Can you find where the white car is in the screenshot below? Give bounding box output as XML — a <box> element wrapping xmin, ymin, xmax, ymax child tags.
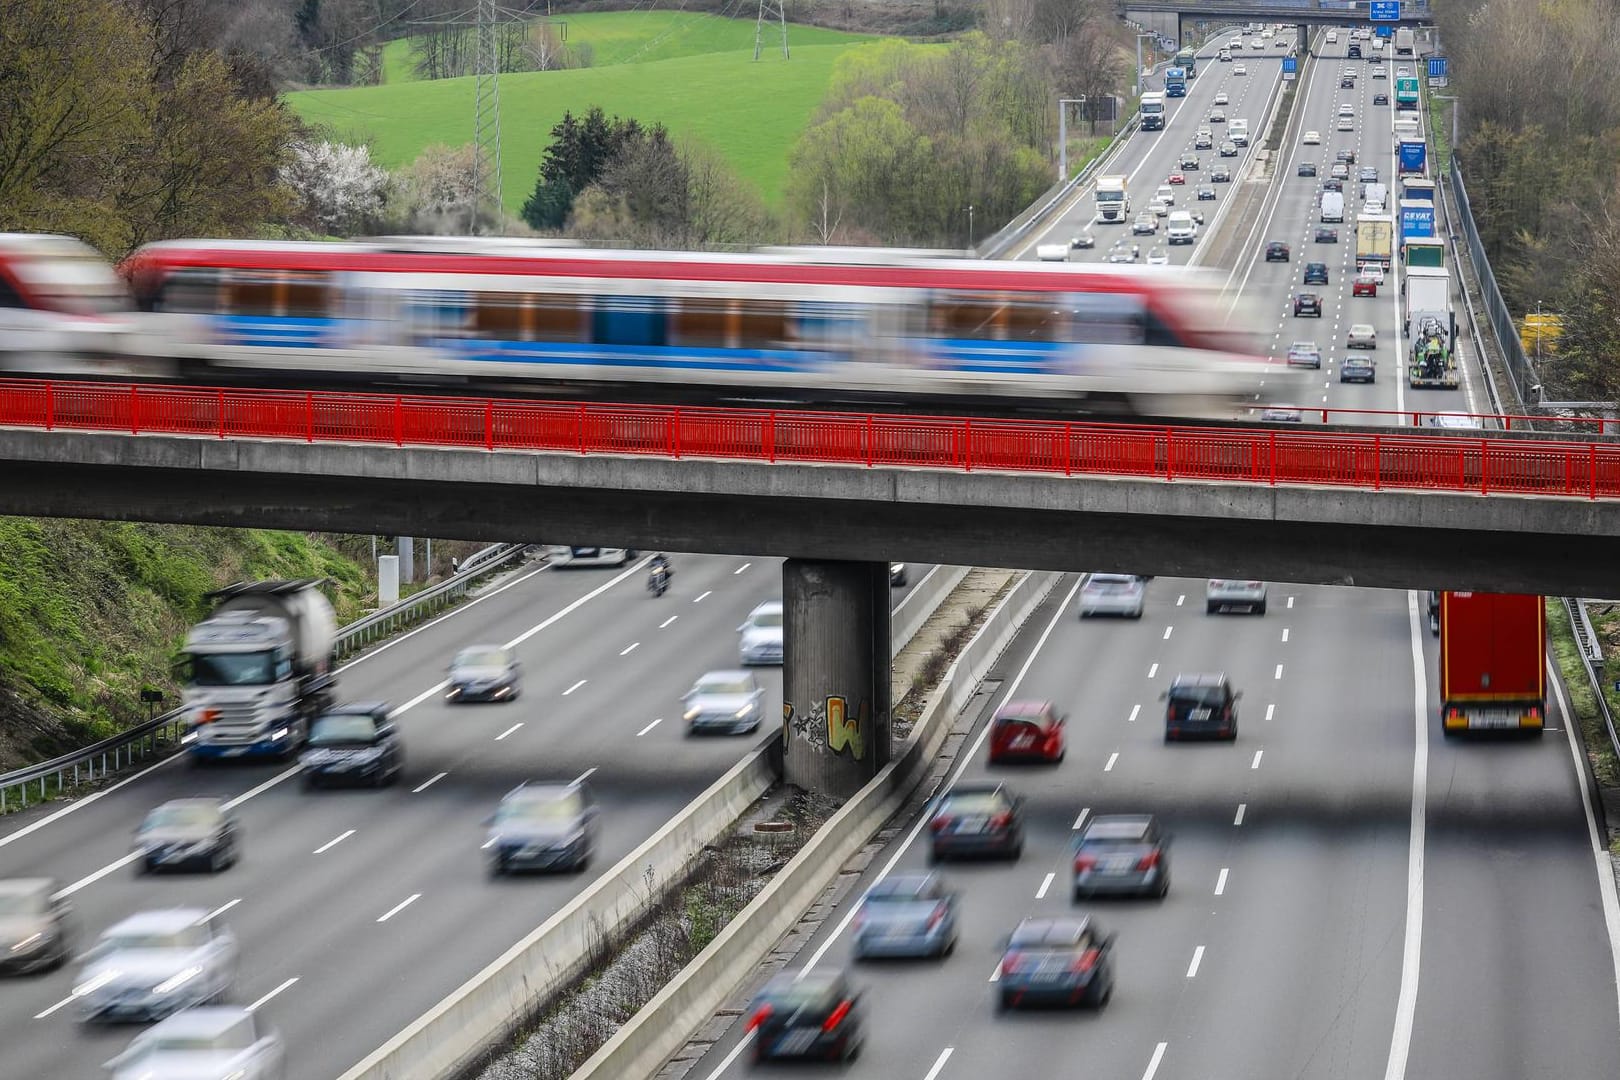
<box><xmin>1338</xmin><ymin>103</ymin><xmax>1355</xmax><ymax>117</ymax></box>
<box><xmin>1234</xmin><ymin>64</ymin><xmax>1248</xmax><ymax>75</ymax></box>
<box><xmin>682</xmin><ymin>670</ymin><xmax>765</xmax><ymax>735</ymax></box>
<box><xmin>1150</xmin><ymin>199</ymin><xmax>1170</xmax><ymax>218</ymax></box>
<box><xmin>1327</xmin><ymin>30</ymin><xmax>1338</xmax><ymax>43</ymax></box>
<box><xmin>1337</xmin><ymin>116</ymin><xmax>1355</xmax><ymax>131</ymax></box>
<box><xmin>74</xmin><ymin>909</ymin><xmax>238</xmax><ymax>1023</ymax></box>
<box><xmin>1303</xmin><ymin>130</ymin><xmax>1321</xmax><ymax>145</ymax></box>
<box><xmin>737</xmin><ymin>600</ymin><xmax>783</xmax><ymax>665</ymax></box>
<box><xmin>1206</xmin><ymin>579</ymin><xmax>1268</xmax><ymax>615</ymax></box>
<box><xmin>1427</xmin><ymin>411</ymin><xmax>1484</xmax><ymax>430</ymax></box>
<box><xmin>1373</xmin><ymin>66</ymin><xmax>1387</xmax><ymax>78</ymax></box>
<box><xmin>1208</xmin><ymin>110</ymin><xmax>1226</xmax><ymax>124</ymax></box>
<box><xmin>1155</xmin><ymin>184</ymin><xmax>1176</xmax><ymax>205</ymax></box>
<box><xmin>105</xmin><ymin>1007</ymin><xmax>285</xmax><ymax>1080</ymax></box>
<box><xmin>1214</xmin><ymin>91</ymin><xmax>1229</xmax><ymax>105</ymax></box>
<box><xmin>1079</xmin><ymin>574</ymin><xmax>1145</xmax><ymax>619</ymax></box>
<box><xmin>1146</xmin><ymin>247</ymin><xmax>1170</xmax><ymax>266</ymax></box>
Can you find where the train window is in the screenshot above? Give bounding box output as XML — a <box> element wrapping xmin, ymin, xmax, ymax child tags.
<box><xmin>736</xmin><ymin>299</ymin><xmax>789</xmax><ymax>347</ymax></box>
<box><xmin>473</xmin><ymin>293</ymin><xmax>528</xmax><ymax>337</ymax></box>
<box><xmin>151</xmin><ymin>268</ymin><xmax>221</xmax><ymax>314</ymax></box>
<box><xmin>223</xmin><ymin>273</ymin><xmax>280</xmax><ymax>317</ymax></box>
<box><xmin>529</xmin><ymin>296</ymin><xmax>585</xmax><ymax>342</ymax></box>
<box><xmin>402</xmin><ymin>290</ymin><xmax>472</xmax><ymax>337</ymax></box>
<box><xmin>933</xmin><ymin>295</ymin><xmax>1007</xmax><ymax>340</ymax></box>
<box><xmin>1066</xmin><ymin>293</ymin><xmax>1148</xmax><ymax>346</ymax></box>
<box><xmin>592</xmin><ymin>296</ymin><xmax>667</xmax><ymax>348</ymax></box>
<box><xmin>0</xmin><ymin>275</ymin><xmax>22</xmax><ymax>308</ymax></box>
<box><xmin>282</xmin><ymin>272</ymin><xmax>329</xmax><ymax>318</ymax></box>
<box><xmin>1001</xmin><ymin>300</ymin><xmax>1069</xmax><ymax>342</ymax></box>
<box><xmin>671</xmin><ymin>299</ymin><xmax>732</xmax><ymax>348</ymax></box>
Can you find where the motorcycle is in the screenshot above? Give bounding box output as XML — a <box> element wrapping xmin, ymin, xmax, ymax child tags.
<box><xmin>649</xmin><ymin>564</ymin><xmax>670</xmax><ymax>597</ymax></box>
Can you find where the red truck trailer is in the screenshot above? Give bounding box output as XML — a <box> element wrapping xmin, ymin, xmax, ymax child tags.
<box><xmin>1439</xmin><ymin>592</ymin><xmax>1546</xmax><ymax>734</ymax></box>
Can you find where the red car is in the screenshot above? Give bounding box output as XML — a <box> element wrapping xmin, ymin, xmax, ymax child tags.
<box><xmin>1167</xmin><ymin>173</ymin><xmax>1186</xmax><ymax>185</ymax></box>
<box><xmin>1352</xmin><ymin>274</ymin><xmax>1379</xmax><ymax>297</ymax></box>
<box><xmin>988</xmin><ymin>701</ymin><xmax>1066</xmax><ymax>764</ymax></box>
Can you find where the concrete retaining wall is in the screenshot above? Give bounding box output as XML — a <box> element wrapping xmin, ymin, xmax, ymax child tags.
<box><xmin>890</xmin><ymin>565</ymin><xmax>971</xmax><ymax>655</ymax></box>
<box><xmin>335</xmin><ymin>563</ymin><xmax>971</xmax><ymax>1080</ymax></box>
<box><xmin>568</xmin><ymin>569</ymin><xmax>1065</xmax><ymax>1080</ymax></box>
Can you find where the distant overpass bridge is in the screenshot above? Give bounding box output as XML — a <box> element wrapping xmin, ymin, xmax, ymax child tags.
<box><xmin>1121</xmin><ymin>0</ymin><xmax>1435</xmax><ymax>45</ymax></box>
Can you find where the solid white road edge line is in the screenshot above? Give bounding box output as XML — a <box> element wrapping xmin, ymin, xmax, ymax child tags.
<box><xmin>1548</xmin><ymin>661</ymin><xmax>1620</xmax><ymax>1033</ymax></box>
<box><xmin>1381</xmin><ymin>590</ymin><xmax>1428</xmax><ymax>1080</ymax></box>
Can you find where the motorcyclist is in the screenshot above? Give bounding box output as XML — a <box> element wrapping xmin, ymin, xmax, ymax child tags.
<box><xmin>648</xmin><ymin>553</ymin><xmax>672</xmax><ymax>593</ymax></box>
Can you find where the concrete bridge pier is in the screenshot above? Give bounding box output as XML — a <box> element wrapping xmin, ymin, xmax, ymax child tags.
<box><xmin>782</xmin><ymin>559</ymin><xmax>892</xmax><ymax>798</ymax></box>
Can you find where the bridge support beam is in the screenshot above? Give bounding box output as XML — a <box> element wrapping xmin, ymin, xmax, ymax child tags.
<box><xmin>782</xmin><ymin>559</ymin><xmax>891</xmax><ymax>798</ymax></box>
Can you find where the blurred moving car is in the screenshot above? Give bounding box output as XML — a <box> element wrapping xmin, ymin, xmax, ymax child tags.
<box><xmin>927</xmin><ymin>782</ymin><xmax>1024</xmax><ymax>862</ymax></box>
<box><xmin>1260</xmin><ymin>404</ymin><xmax>1305</xmax><ymax>422</ymax></box>
<box><xmin>988</xmin><ymin>701</ymin><xmax>1066</xmax><ymax>764</ymax></box>
<box><xmin>446</xmin><ymin>645</ymin><xmax>521</xmax><ymax>702</ymax></box>
<box><xmin>1163</xmin><ymin>673</ymin><xmax>1241</xmax><ymax>741</ymax></box>
<box><xmin>1079</xmin><ymin>573</ymin><xmax>1146</xmax><ymax>618</ymax></box>
<box><xmin>1206</xmin><ymin>579</ymin><xmax>1268</xmax><ymax>614</ymax></box>
<box><xmin>1426</xmin><ymin>411</ymin><xmax>1484</xmax><ymax>430</ymax></box>
<box><xmin>104</xmin><ymin>1006</ymin><xmax>285</xmax><ymax>1080</ymax></box>
<box><xmin>851</xmin><ymin>872</ymin><xmax>958</xmax><ymax>960</ymax></box>
<box><xmin>1070</xmin><ymin>231</ymin><xmax>1095</xmax><ymax>250</ymax></box>
<box><xmin>1133</xmin><ymin>213</ymin><xmax>1159</xmax><ymax>235</ymax></box>
<box><xmin>995</xmin><ymin>916</ymin><xmax>1116</xmax><ymax>1011</ymax></box>
<box><xmin>1147</xmin><ymin>247</ymin><xmax>1170</xmax><ymax>266</ymax></box>
<box><xmin>1293</xmin><ymin>292</ymin><xmax>1322</xmax><ymax>317</ymax></box>
<box><xmin>682</xmin><ymin>670</ymin><xmax>764</xmax><ymax>735</ymax></box>
<box><xmin>1341</xmin><ymin>354</ymin><xmax>1376</xmax><ymax>383</ymax></box>
<box><xmin>0</xmin><ymin>879</ymin><xmax>72</xmax><ymax>975</ymax></box>
<box><xmin>74</xmin><ymin>909</ymin><xmax>237</xmax><ymax>1023</ymax></box>
<box><xmin>1072</xmin><ymin>815</ymin><xmax>1172</xmax><ymax>899</ymax></box>
<box><xmin>889</xmin><ymin>562</ymin><xmax>908</xmax><ymax>586</ymax></box>
<box><xmin>1315</xmin><ymin>227</ymin><xmax>1339</xmax><ymax>243</ymax></box>
<box><xmin>487</xmin><ymin>781</ymin><xmax>598</xmax><ymax>874</ymax></box>
<box><xmin>1106</xmin><ymin>241</ymin><xmax>1140</xmax><ymax>264</ymax></box>
<box><xmin>1266</xmin><ymin>241</ymin><xmax>1290</xmax><ymax>261</ymax></box>
<box><xmin>300</xmin><ymin>702</ymin><xmax>403</xmax><ymax>789</ymax></box>
<box><xmin>1298</xmin><ymin>161</ymin><xmax>1318</xmax><ymax>177</ymax></box>
<box><xmin>1286</xmin><ymin>342</ymin><xmax>1323</xmax><ymax>368</ymax></box>
<box><xmin>134</xmin><ymin>798</ymin><xmax>239</xmax><ymax>874</ymax></box>
<box><xmin>746</xmin><ymin>970</ymin><xmax>864</xmax><ymax>1064</ymax></box>
<box><xmin>737</xmin><ymin>600</ymin><xmax>783</xmax><ymax>665</ymax></box>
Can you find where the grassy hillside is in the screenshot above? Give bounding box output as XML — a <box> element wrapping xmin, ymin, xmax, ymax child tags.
<box><xmin>378</xmin><ymin>12</ymin><xmax>876</xmax><ymax>84</ymax></box>
<box><xmin>0</xmin><ymin>521</ymin><xmax>373</xmax><ymax>771</ymax></box>
<box><xmin>291</xmin><ymin>19</ymin><xmax>886</xmax><ymax>208</ymax></box>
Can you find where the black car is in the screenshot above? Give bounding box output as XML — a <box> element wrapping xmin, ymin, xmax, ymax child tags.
<box><xmin>1340</xmin><ymin>75</ymin><xmax>1355</xmax><ymax>88</ymax></box>
<box><xmin>1323</xmin><ymin>177</ymin><xmax>1344</xmax><ymax>192</ymax></box>
<box><xmin>1073</xmin><ymin>815</ymin><xmax>1172</xmax><ymax>899</ymax></box>
<box><xmin>487</xmin><ymin>781</ymin><xmax>599</xmax><ymax>874</ymax></box>
<box><xmin>1303</xmin><ymin>262</ymin><xmax>1329</xmax><ymax>285</ymax></box>
<box><xmin>0</xmin><ymin>879</ymin><xmax>72</xmax><ymax>974</ymax></box>
<box><xmin>1179</xmin><ymin>153</ymin><xmax>1200</xmax><ymax>170</ymax></box>
<box><xmin>996</xmin><ymin>916</ymin><xmax>1116</xmax><ymax>1011</ymax></box>
<box><xmin>1210</xmin><ymin>165</ymin><xmax>1232</xmax><ymax>182</ymax></box>
<box><xmin>747</xmin><ymin>970</ymin><xmax>864</xmax><ymax>1063</ymax></box>
<box><xmin>927</xmin><ymin>781</ymin><xmax>1024</xmax><ymax>862</ymax></box>
<box><xmin>1315</xmin><ymin>226</ymin><xmax>1339</xmax><ymax>243</ymax></box>
<box><xmin>1298</xmin><ymin>161</ymin><xmax>1318</xmax><ymax>177</ymax></box>
<box><xmin>1374</xmin><ymin>92</ymin><xmax>1389</xmax><ymax>105</ymax></box>
<box><xmin>300</xmin><ymin>702</ymin><xmax>404</xmax><ymax>788</ymax></box>
<box><xmin>133</xmin><ymin>798</ymin><xmax>239</xmax><ymax>874</ymax></box>
<box><xmin>1293</xmin><ymin>292</ymin><xmax>1323</xmax><ymax>317</ymax></box>
<box><xmin>1163</xmin><ymin>673</ymin><xmax>1241</xmax><ymax>741</ymax></box>
<box><xmin>1197</xmin><ymin>185</ymin><xmax>1217</xmax><ymax>201</ymax></box>
<box><xmin>1348</xmin><ymin>43</ymin><xmax>1362</xmax><ymax>58</ymax></box>
<box><xmin>1265</xmin><ymin>241</ymin><xmax>1290</xmax><ymax>262</ymax></box>
<box><xmin>1219</xmin><ymin>140</ymin><xmax>1239</xmax><ymax>157</ymax></box>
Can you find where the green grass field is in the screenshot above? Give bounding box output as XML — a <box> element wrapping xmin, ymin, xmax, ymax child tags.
<box><xmin>291</xmin><ymin>33</ymin><xmax>884</xmax><ymax>208</ymax></box>
<box><xmin>378</xmin><ymin>12</ymin><xmax>875</xmax><ymax>84</ymax></box>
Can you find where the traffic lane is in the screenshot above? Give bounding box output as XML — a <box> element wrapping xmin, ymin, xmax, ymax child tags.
<box><xmin>1406</xmin><ymin>668</ymin><xmax>1620</xmax><ymax>1079</ymax></box>
<box><xmin>0</xmin><ymin>555</ymin><xmax>599</xmax><ymax>879</ymax></box>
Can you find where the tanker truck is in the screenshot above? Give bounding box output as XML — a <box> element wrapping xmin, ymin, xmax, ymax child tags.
<box><xmin>177</xmin><ymin>580</ymin><xmax>338</xmax><ymax>761</ymax></box>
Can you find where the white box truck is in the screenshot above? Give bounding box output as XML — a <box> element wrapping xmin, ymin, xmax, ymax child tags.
<box><xmin>1229</xmin><ymin>118</ymin><xmax>1250</xmax><ymax>146</ymax></box>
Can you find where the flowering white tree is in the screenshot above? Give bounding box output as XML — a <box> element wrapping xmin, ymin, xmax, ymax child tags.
<box><xmin>281</xmin><ymin>140</ymin><xmax>390</xmax><ymax>237</ymax></box>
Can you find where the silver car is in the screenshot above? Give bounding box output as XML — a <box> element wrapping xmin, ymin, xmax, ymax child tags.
<box><xmin>486</xmin><ymin>782</ymin><xmax>598</xmax><ymax>874</ymax></box>
<box><xmin>105</xmin><ymin>1006</ymin><xmax>285</xmax><ymax>1080</ymax></box>
<box><xmin>683</xmin><ymin>670</ymin><xmax>765</xmax><ymax>735</ymax></box>
<box><xmin>446</xmin><ymin>644</ymin><xmax>521</xmax><ymax>702</ymax></box>
<box><xmin>1347</xmin><ymin>323</ymin><xmax>1378</xmax><ymax>349</ymax></box>
<box><xmin>0</xmin><ymin>878</ymin><xmax>72</xmax><ymax>975</ymax></box>
<box><xmin>75</xmin><ymin>909</ymin><xmax>237</xmax><ymax>1023</ymax></box>
<box><xmin>1079</xmin><ymin>574</ymin><xmax>1145</xmax><ymax>619</ymax></box>
<box><xmin>851</xmin><ymin>872</ymin><xmax>958</xmax><ymax>960</ymax></box>
<box><xmin>1206</xmin><ymin>578</ymin><xmax>1268</xmax><ymax>615</ymax></box>
<box><xmin>737</xmin><ymin>601</ymin><xmax>784</xmax><ymax>665</ymax></box>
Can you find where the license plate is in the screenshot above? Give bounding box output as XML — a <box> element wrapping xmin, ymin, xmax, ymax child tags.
<box><xmin>1010</xmin><ymin>734</ymin><xmax>1034</xmax><ymax>749</ymax></box>
<box><xmin>1191</xmin><ymin>707</ymin><xmax>1212</xmax><ymax>721</ymax></box>
<box><xmin>957</xmin><ymin>817</ymin><xmax>987</xmax><ymax>833</ymax></box>
<box><xmin>774</xmin><ymin>1029</ymin><xmax>818</xmax><ymax>1055</ymax></box>
<box><xmin>1468</xmin><ymin>708</ymin><xmax>1524</xmax><ymax>730</ymax></box>
<box><xmin>1105</xmin><ymin>856</ymin><xmax>1135</xmax><ymax>872</ymax></box>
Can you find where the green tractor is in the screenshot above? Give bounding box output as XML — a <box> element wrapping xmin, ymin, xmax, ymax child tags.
<box><xmin>1407</xmin><ymin>316</ymin><xmax>1458</xmax><ymax>388</ymax></box>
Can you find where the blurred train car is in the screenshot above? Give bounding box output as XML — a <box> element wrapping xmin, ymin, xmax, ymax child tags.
<box><xmin>0</xmin><ymin>233</ymin><xmax>150</xmax><ymax>375</ymax></box>
<box><xmin>120</xmin><ymin>238</ymin><xmax>1287</xmax><ymax>416</ymax></box>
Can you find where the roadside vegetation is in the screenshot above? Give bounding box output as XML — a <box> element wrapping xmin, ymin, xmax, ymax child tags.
<box><xmin>1435</xmin><ymin>0</ymin><xmax>1620</xmax><ymax>400</ymax></box>
<box><xmin>1543</xmin><ymin>601</ymin><xmax>1620</xmax><ymax>845</ymax></box>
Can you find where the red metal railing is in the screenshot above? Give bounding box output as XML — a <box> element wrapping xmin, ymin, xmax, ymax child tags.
<box><xmin>3</xmin><ymin>379</ymin><xmax>1620</xmax><ymax>500</ymax></box>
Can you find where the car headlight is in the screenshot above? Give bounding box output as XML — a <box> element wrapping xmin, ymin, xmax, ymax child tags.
<box><xmin>153</xmin><ymin>966</ymin><xmax>203</xmax><ymax>994</ymax></box>
<box><xmin>735</xmin><ymin>705</ymin><xmax>756</xmax><ymax>719</ymax></box>
<box><xmin>10</xmin><ymin>932</ymin><xmax>44</xmax><ymax>953</ymax></box>
<box><xmin>684</xmin><ymin>708</ymin><xmax>702</xmax><ymax>721</ymax></box>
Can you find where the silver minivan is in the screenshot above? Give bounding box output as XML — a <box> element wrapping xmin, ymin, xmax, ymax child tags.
<box><xmin>1079</xmin><ymin>574</ymin><xmax>1146</xmax><ymax>619</ymax></box>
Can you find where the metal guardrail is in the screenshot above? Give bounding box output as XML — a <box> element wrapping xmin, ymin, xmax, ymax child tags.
<box><xmin>1560</xmin><ymin>598</ymin><xmax>1620</xmax><ymax>775</ymax></box>
<box><xmin>0</xmin><ymin>541</ymin><xmax>527</xmax><ymax>814</ymax></box>
<box><xmin>1449</xmin><ymin>160</ymin><xmax>1539</xmax><ymax>404</ymax></box>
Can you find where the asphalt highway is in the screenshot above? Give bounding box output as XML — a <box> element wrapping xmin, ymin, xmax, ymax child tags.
<box><xmin>684</xmin><ymin>29</ymin><xmax>1620</xmax><ymax>1080</ymax></box>
<box><xmin>0</xmin><ymin>552</ymin><xmax>929</xmax><ymax>1077</ymax></box>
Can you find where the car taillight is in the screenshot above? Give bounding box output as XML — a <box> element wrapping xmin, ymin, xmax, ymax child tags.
<box><xmin>1074</xmin><ymin>854</ymin><xmax>1097</xmax><ymax>872</ymax></box>
<box><xmin>1000</xmin><ymin>950</ymin><xmax>1025</xmax><ymax>976</ymax></box>
<box><xmin>1071</xmin><ymin>947</ymin><xmax>1100</xmax><ymax>974</ymax></box>
<box><xmin>926</xmin><ymin>904</ymin><xmax>947</xmax><ymax>930</ymax></box>
<box><xmin>1136</xmin><ymin>850</ymin><xmax>1161</xmax><ymax>872</ymax></box>
<box><xmin>930</xmin><ymin>817</ymin><xmax>952</xmax><ymax>833</ymax></box>
<box><xmin>822</xmin><ymin>1000</ymin><xmax>853</xmax><ymax>1033</ymax></box>
<box><xmin>746</xmin><ymin>1004</ymin><xmax>773</xmax><ymax>1031</ymax></box>
<box><xmin>989</xmin><ymin>811</ymin><xmax>1012</xmax><ymax>829</ymax></box>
